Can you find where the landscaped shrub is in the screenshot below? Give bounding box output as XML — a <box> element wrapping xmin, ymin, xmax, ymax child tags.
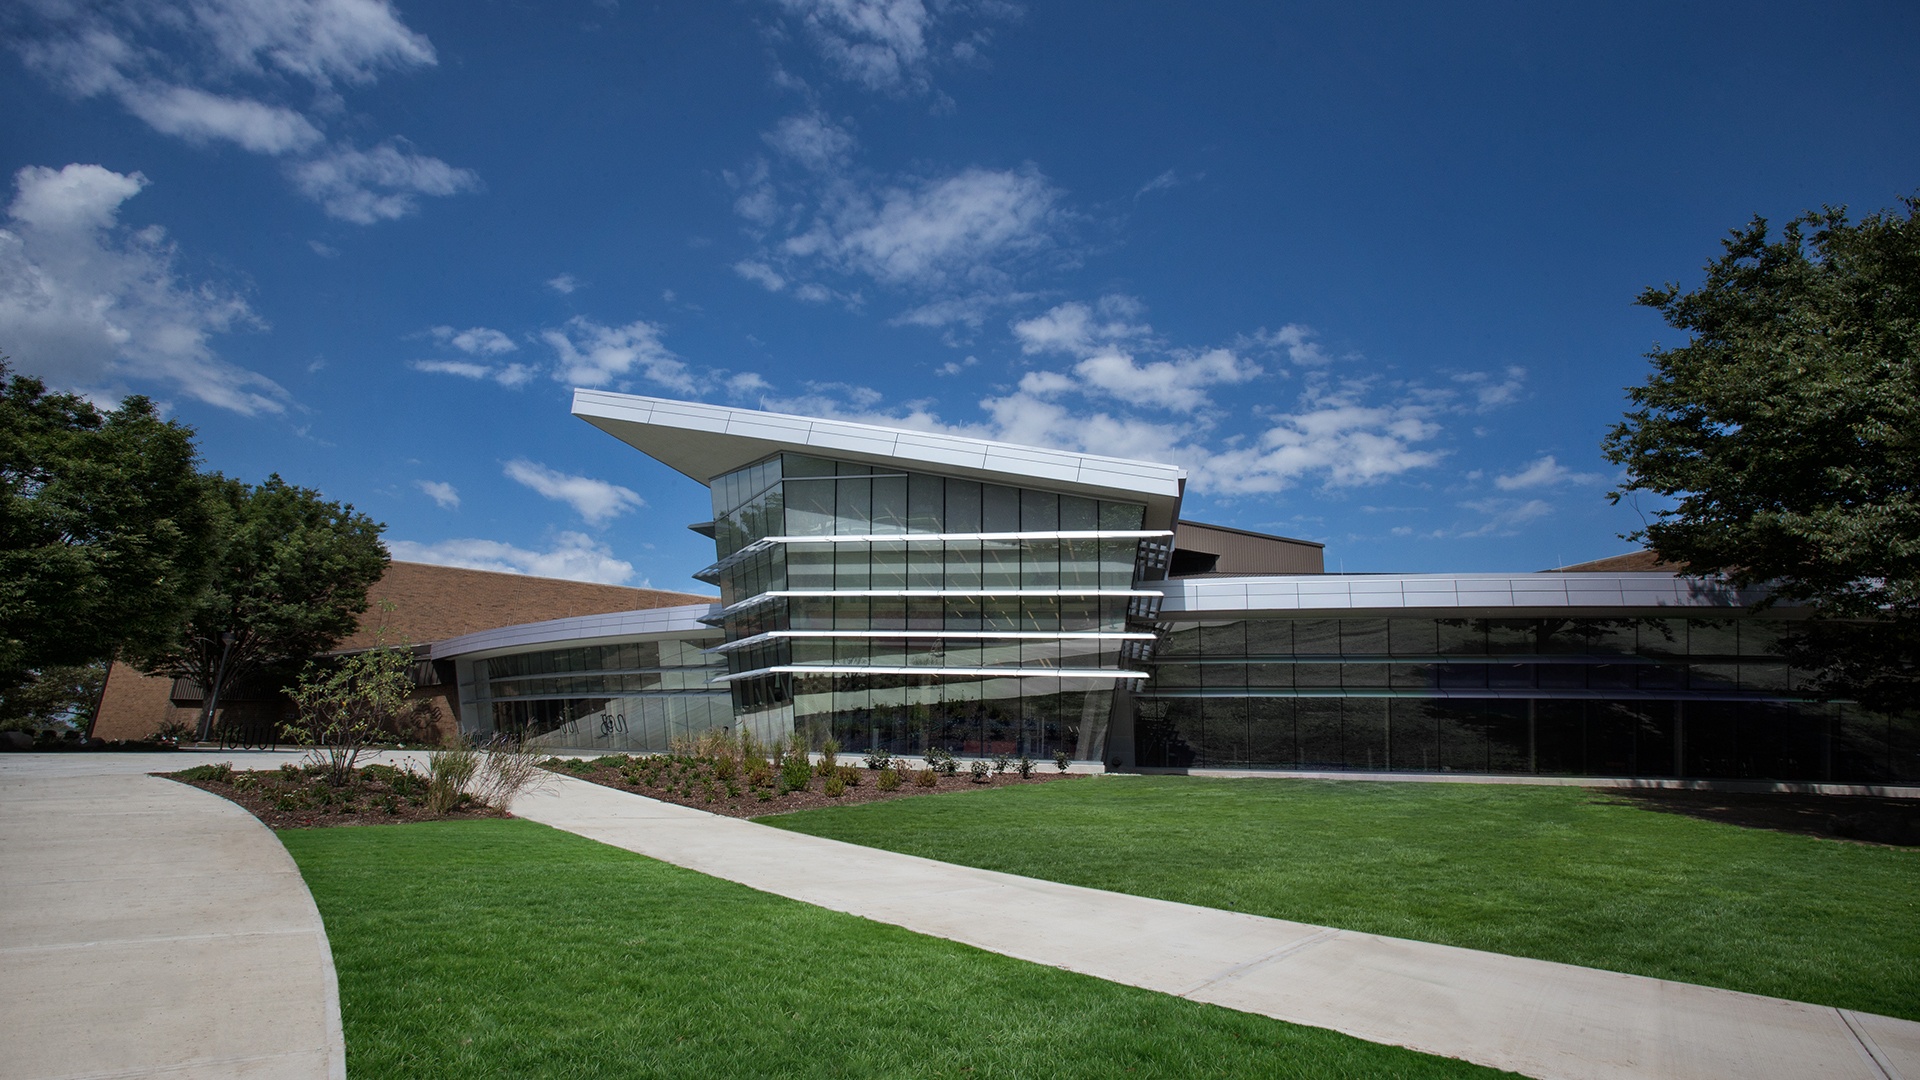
<box><xmin>1054</xmin><ymin>749</ymin><xmax>1072</xmax><ymax>773</ymax></box>
<box><xmin>427</xmin><ymin>739</ymin><xmax>480</xmax><ymax>814</ymax></box>
<box><xmin>1017</xmin><ymin>755</ymin><xmax>1035</xmax><ymax>779</ymax></box>
<box><xmin>823</xmin><ymin>772</ymin><xmax>847</xmax><ymax>797</ymax></box>
<box><xmin>914</xmin><ymin>766</ymin><xmax>938</xmax><ymax>788</ymax></box>
<box><xmin>817</xmin><ymin>737</ymin><xmax>841</xmax><ymax>776</ymax></box>
<box><xmin>835</xmin><ymin>765</ymin><xmax>861</xmax><ymax>788</ymax></box>
<box><xmin>864</xmin><ymin>747</ymin><xmax>892</xmax><ymax>771</ymax></box>
<box><xmin>745</xmin><ymin>758</ymin><xmax>772</xmax><ymax>787</ymax></box>
<box><xmin>926</xmin><ymin>747</ymin><xmax>958</xmax><ymax>775</ymax></box>
<box><xmin>780</xmin><ymin>751</ymin><xmax>812</xmax><ymax>793</ymax></box>
<box><xmin>992</xmin><ymin>752</ymin><xmax>1013</xmax><ymax>775</ymax></box>
<box><xmin>876</xmin><ymin>767</ymin><xmax>902</xmax><ymax>791</ymax></box>
<box><xmin>969</xmin><ymin>760</ymin><xmax>991</xmax><ymax>784</ymax></box>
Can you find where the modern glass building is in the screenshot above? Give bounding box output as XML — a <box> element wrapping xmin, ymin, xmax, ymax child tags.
<box><xmin>427</xmin><ymin>391</ymin><xmax>1916</xmax><ymax>785</ymax></box>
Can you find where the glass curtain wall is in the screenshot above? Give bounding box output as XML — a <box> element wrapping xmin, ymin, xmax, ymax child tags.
<box><xmin>477</xmin><ymin>637</ymin><xmax>733</xmax><ymax>753</ymax></box>
<box><xmin>1136</xmin><ymin>615</ymin><xmax>1917</xmax><ymax>782</ymax></box>
<box><xmin>701</xmin><ymin>452</ymin><xmax>1156</xmax><ymax>760</ymax></box>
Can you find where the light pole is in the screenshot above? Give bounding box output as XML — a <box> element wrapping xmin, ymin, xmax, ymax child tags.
<box><xmin>197</xmin><ymin>631</ymin><xmax>236</xmax><ymax>744</ymax></box>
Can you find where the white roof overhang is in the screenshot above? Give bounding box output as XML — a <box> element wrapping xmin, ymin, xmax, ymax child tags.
<box><xmin>572</xmin><ymin>390</ymin><xmax>1187</xmax><ymax>530</ymax></box>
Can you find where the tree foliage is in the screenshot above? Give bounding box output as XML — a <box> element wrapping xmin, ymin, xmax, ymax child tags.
<box><xmin>134</xmin><ymin>474</ymin><xmax>389</xmax><ymax>730</ymax></box>
<box><xmin>1604</xmin><ymin>196</ymin><xmax>1919</xmax><ymax>711</ymax></box>
<box><xmin>0</xmin><ymin>362</ymin><xmax>216</xmax><ymax>694</ymax></box>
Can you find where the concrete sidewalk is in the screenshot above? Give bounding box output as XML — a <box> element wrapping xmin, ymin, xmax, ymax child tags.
<box><xmin>0</xmin><ymin>751</ymin><xmax>344</xmax><ymax>1080</ymax></box>
<box><xmin>509</xmin><ymin>773</ymin><xmax>1920</xmax><ymax>1080</ymax></box>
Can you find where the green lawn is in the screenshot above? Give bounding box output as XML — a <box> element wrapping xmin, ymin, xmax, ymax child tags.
<box><xmin>762</xmin><ymin>776</ymin><xmax>1920</xmax><ymax>1020</ymax></box>
<box><xmin>281</xmin><ymin>819</ymin><xmax>1511</xmax><ymax>1079</ymax></box>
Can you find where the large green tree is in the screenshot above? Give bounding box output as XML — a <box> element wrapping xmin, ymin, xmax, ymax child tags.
<box><xmin>134</xmin><ymin>474</ymin><xmax>389</xmax><ymax>738</ymax></box>
<box><xmin>0</xmin><ymin>362</ymin><xmax>217</xmax><ymax>701</ymax></box>
<box><xmin>1604</xmin><ymin>196</ymin><xmax>1919</xmax><ymax>712</ymax></box>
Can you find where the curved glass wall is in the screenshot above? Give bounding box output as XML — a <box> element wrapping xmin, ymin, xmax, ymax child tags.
<box><xmin>475</xmin><ymin>638</ymin><xmax>735</xmax><ymax>753</ymax></box>
<box><xmin>703</xmin><ymin>452</ymin><xmax>1159</xmax><ymax>760</ymax></box>
<box><xmin>1138</xmin><ymin>615</ymin><xmax>1919</xmax><ymax>782</ymax></box>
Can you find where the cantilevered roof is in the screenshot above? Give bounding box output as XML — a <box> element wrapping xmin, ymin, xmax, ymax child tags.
<box><xmin>572</xmin><ymin>390</ymin><xmax>1188</xmax><ymax>528</ymax></box>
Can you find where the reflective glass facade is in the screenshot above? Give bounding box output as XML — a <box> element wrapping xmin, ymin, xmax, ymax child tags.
<box><xmin>701</xmin><ymin>452</ymin><xmax>1161</xmax><ymax>760</ymax></box>
<box><xmin>1138</xmin><ymin>616</ymin><xmax>1919</xmax><ymax>781</ymax></box>
<box><xmin>476</xmin><ymin>639</ymin><xmax>732</xmax><ymax>753</ymax></box>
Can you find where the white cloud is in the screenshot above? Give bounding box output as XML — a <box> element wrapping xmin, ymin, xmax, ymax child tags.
<box><xmin>308</xmin><ymin>240</ymin><xmax>338</xmax><ymax>257</ymax></box>
<box><xmin>289</xmin><ymin>140</ymin><xmax>480</xmax><ymax>224</ymax></box>
<box><xmin>14</xmin><ymin>0</ymin><xmax>468</xmax><ymax>221</ymax></box>
<box><xmin>1068</xmin><ymin>345</ymin><xmax>1260</xmax><ymax>412</ymax></box>
<box><xmin>774</xmin><ymin>0</ymin><xmax>935</xmax><ymax>93</ymax></box>
<box><xmin>727</xmin><ymin>371</ymin><xmax>772</xmax><ymax>395</ymax></box>
<box><xmin>1450</xmin><ymin>497</ymin><xmax>1555</xmax><ymax>538</ymax></box>
<box><xmin>503</xmin><ymin>459</ymin><xmax>645</xmax><ymax>526</ymax></box>
<box><xmin>891</xmin><ymin>291</ymin><xmax>1034</xmax><ymax>330</ymax></box>
<box><xmin>409</xmin><ymin>359</ymin><xmax>533</xmax><ymax>387</ymax></box>
<box><xmin>386</xmin><ymin>532</ymin><xmax>638</xmax><ymax>585</ymax></box>
<box><xmin>547</xmin><ymin>273</ymin><xmax>580</xmax><ymax>294</ymax></box>
<box><xmin>786</xmin><ymin>166</ymin><xmax>1060</xmax><ymax>288</ymax></box>
<box><xmin>541</xmin><ymin>315</ymin><xmax>692</xmax><ymax>390</ymax></box>
<box><xmin>1493</xmin><ymin>454</ymin><xmax>1606</xmax><ymax>491</ymax></box>
<box><xmin>119</xmin><ymin>84</ymin><xmax>325</xmax><ymax>154</ymax></box>
<box><xmin>733</xmin><ymin>259</ymin><xmax>787</xmax><ymax>292</ymax></box>
<box><xmin>934</xmin><ymin>355</ymin><xmax>978</xmax><ymax>376</ymax></box>
<box><xmin>415</xmin><ymin>479</ymin><xmax>459</xmax><ymax>509</ymax></box>
<box><xmin>1244</xmin><ymin>324</ymin><xmax>1332</xmax><ymax>367</ymax></box>
<box><xmin>764</xmin><ymin>112</ymin><xmax>857</xmax><ymax>171</ymax></box>
<box><xmin>1011</xmin><ymin>295</ymin><xmax>1150</xmax><ymax>355</ymax></box>
<box><xmin>430</xmin><ymin>325</ymin><xmax>516</xmax><ymax>355</ymax></box>
<box><xmin>1454</xmin><ymin>366</ymin><xmax>1527</xmax><ymax>410</ymax></box>
<box><xmin>0</xmin><ymin>163</ymin><xmax>286</xmax><ymax>414</ymax></box>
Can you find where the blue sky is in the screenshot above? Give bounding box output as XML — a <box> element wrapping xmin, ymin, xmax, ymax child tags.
<box><xmin>4</xmin><ymin>1</ymin><xmax>1916</xmax><ymax>590</ymax></box>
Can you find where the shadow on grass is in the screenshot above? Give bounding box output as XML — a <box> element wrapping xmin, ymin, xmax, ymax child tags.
<box><xmin>1598</xmin><ymin>788</ymin><xmax>1920</xmax><ymax>847</ymax></box>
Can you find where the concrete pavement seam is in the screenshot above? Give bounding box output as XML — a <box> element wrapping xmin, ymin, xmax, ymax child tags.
<box><xmin>0</xmin><ymin>927</ymin><xmax>320</xmax><ymax>956</ymax></box>
<box><xmin>1172</xmin><ymin>926</ymin><xmax>1344</xmax><ymax>997</ymax></box>
<box><xmin>1839</xmin><ymin>1009</ymin><xmax>1904</xmax><ymax>1080</ymax></box>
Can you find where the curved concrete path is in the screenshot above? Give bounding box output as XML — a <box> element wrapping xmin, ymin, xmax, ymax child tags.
<box><xmin>0</xmin><ymin>751</ymin><xmax>344</xmax><ymax>1080</ymax></box>
<box><xmin>508</xmin><ymin>773</ymin><xmax>1920</xmax><ymax>1080</ymax></box>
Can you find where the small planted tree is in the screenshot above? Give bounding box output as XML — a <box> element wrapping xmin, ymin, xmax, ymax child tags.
<box><xmin>284</xmin><ymin>642</ymin><xmax>435</xmax><ymax>785</ymax></box>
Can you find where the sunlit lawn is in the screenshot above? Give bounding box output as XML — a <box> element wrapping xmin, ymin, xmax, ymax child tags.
<box><xmin>282</xmin><ymin>819</ymin><xmax>1512</xmax><ymax>1079</ymax></box>
<box><xmin>764</xmin><ymin>776</ymin><xmax>1920</xmax><ymax>1020</ymax></box>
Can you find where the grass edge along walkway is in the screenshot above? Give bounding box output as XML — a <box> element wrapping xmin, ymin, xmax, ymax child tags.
<box><xmin>762</xmin><ymin>775</ymin><xmax>1920</xmax><ymax>1021</ymax></box>
<box><xmin>280</xmin><ymin>818</ymin><xmax>1512</xmax><ymax>1079</ymax></box>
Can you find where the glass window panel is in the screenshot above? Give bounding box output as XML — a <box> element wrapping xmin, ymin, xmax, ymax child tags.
<box><xmin>1342</xmin><ymin>619</ymin><xmax>1389</xmax><ymax>656</ymax></box>
<box><xmin>1343</xmin><ymin>662</ymin><xmax>1389</xmax><ymax>688</ymax></box>
<box><xmin>1690</xmin><ymin>663</ymin><xmax>1740</xmax><ymax>693</ymax></box>
<box><xmin>783</xmin><ymin>453</ymin><xmax>836</xmax><ymax>478</ymax></box>
<box><xmin>981</xmin><ymin>597</ymin><xmax>1021</xmax><ymax>632</ymax></box>
<box><xmin>982</xmin><ymin>484</ymin><xmax>1021</xmax><ymax>532</ymax></box>
<box><xmin>1436</xmin><ymin>619</ymin><xmax>1484</xmax><ymax>655</ymax></box>
<box><xmin>1060</xmin><ymin>596</ymin><xmax>1099</xmax><ymax>631</ymax></box>
<box><xmin>1390</xmin><ymin>662</ymin><xmax>1432</xmax><ymax>689</ymax></box>
<box><xmin>1740</xmin><ymin>661</ymin><xmax>1790</xmax><ymax>692</ymax></box>
<box><xmin>1534</xmin><ymin>618</ymin><xmax>1590</xmax><ymax>655</ymax></box>
<box><xmin>1244</xmin><ymin>619</ymin><xmax>1291</xmax><ymax>656</ymax></box>
<box><xmin>1739</xmin><ymin>620</ymin><xmax>1789</xmax><ymax>658</ymax></box>
<box><xmin>1061</xmin><ymin>538</ymin><xmax>1101</xmax><ymax>588</ymax></box>
<box><xmin>1153</xmin><ymin>664</ymin><xmax>1201</xmax><ymax>688</ymax></box>
<box><xmin>870</xmin><ymin>594</ymin><xmax>906</xmax><ymax>631</ymax></box>
<box><xmin>1638</xmin><ymin>618</ymin><xmax>1688</xmax><ymax>658</ymax></box>
<box><xmin>1158</xmin><ymin>624</ymin><xmax>1201</xmax><ymax>656</ymax></box>
<box><xmin>1345</xmin><ymin>699</ymin><xmax>1389</xmax><ymax>770</ymax></box>
<box><xmin>1486</xmin><ymin>663</ymin><xmax>1535</xmax><ymax>689</ymax></box>
<box><xmin>1021</xmin><ymin>595</ymin><xmax>1060</xmax><ymax>632</ymax></box>
<box><xmin>835</xmin><ymin>542</ymin><xmax>871</xmax><ymax>590</ymax></box>
<box><xmin>944</xmin><ymin>596</ymin><xmax>983</xmax><ymax>632</ymax></box>
<box><xmin>945</xmin><ymin>479</ymin><xmax>982</xmax><ymax>532</ymax></box>
<box><xmin>1020</xmin><ymin>489</ymin><xmax>1059</xmax><ymax>532</ymax></box>
<box><xmin>1295</xmin><ymin>662</ymin><xmax>1342</xmax><ymax>687</ymax></box>
<box><xmin>1098</xmin><ymin>539</ymin><xmax>1138</xmax><ymax>585</ymax></box>
<box><xmin>1293</xmin><ymin>619</ymin><xmax>1340</xmax><ymax>656</ymax></box>
<box><xmin>982</xmin><ymin>540</ymin><xmax>1021</xmax><ymax>590</ymax></box>
<box><xmin>790</xmin><ymin>638</ymin><xmax>832</xmax><ymax>666</ymax></box>
<box><xmin>1023</xmin><ymin>538</ymin><xmax>1061</xmax><ymax>588</ymax></box>
<box><xmin>1200</xmin><ymin>620</ymin><xmax>1247</xmax><ymax>657</ymax></box>
<box><xmin>1389</xmin><ymin>699</ymin><xmax>1441</xmax><ymax>771</ymax></box>
<box><xmin>1485</xmin><ymin>618</ymin><xmax>1540</xmax><ymax>655</ymax></box>
<box><xmin>1436</xmin><ymin>701</ymin><xmax>1488</xmax><ymax>772</ymax></box>
<box><xmin>1247</xmin><ymin>698</ymin><xmax>1295</xmax><ymax>766</ymax></box>
<box><xmin>1297</xmin><ymin>699</ymin><xmax>1342</xmax><ymax>768</ymax></box>
<box><xmin>786</xmin><ymin>544</ymin><xmax>833</xmax><ymax>590</ymax></box>
<box><xmin>784</xmin><ymin>479</ymin><xmax>835</xmax><ymax>536</ymax></box>
<box><xmin>1099</xmin><ymin>501</ymin><xmax>1146</xmax><ymax>530</ymax></box>
<box><xmin>908</xmin><ymin>472</ymin><xmax>944</xmax><ymax>533</ymax></box>
<box><xmin>870</xmin><ymin>541</ymin><xmax>906</xmax><ymax>591</ymax></box>
<box><xmin>837</xmin><ymin>478</ymin><xmax>872</xmax><ymax>534</ymax></box>
<box><xmin>833</xmin><ymin>595</ymin><xmax>870</xmax><ymax>630</ymax></box>
<box><xmin>1633</xmin><ymin>702</ymin><xmax>1677</xmax><ymax>777</ymax></box>
<box><xmin>871</xmin><ymin>476</ymin><xmax>908</xmax><ymax>534</ymax></box>
<box><xmin>1059</xmin><ymin>495</ymin><xmax>1098</xmax><ymax>531</ymax></box>
<box><xmin>1201</xmin><ymin>663</ymin><xmax>1246</xmax><ymax>688</ymax></box>
<box><xmin>1201</xmin><ymin>698</ymin><xmax>1252</xmax><ymax>766</ymax></box>
<box><xmin>1690</xmin><ymin>618</ymin><xmax>1739</xmax><ymax>658</ymax></box>
<box><xmin>945</xmin><ymin>540</ymin><xmax>982</xmax><ymax>589</ymax></box>
<box><xmin>907</xmin><ymin>540</ymin><xmax>944</xmax><ymax>589</ymax></box>
<box><xmin>837</xmin><ymin>460</ymin><xmax>873</xmax><ymax>475</ymax></box>
<box><xmin>1388</xmin><ymin>618</ymin><xmax>1436</xmax><ymax>656</ymax></box>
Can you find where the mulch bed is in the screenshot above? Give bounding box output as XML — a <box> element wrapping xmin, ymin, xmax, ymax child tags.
<box><xmin>164</xmin><ymin>763</ymin><xmax>509</xmax><ymax>830</ymax></box>
<box><xmin>546</xmin><ymin>755</ymin><xmax>1083</xmax><ymax>818</ymax></box>
<box><xmin>1603</xmin><ymin>788</ymin><xmax>1920</xmax><ymax>847</ymax></box>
